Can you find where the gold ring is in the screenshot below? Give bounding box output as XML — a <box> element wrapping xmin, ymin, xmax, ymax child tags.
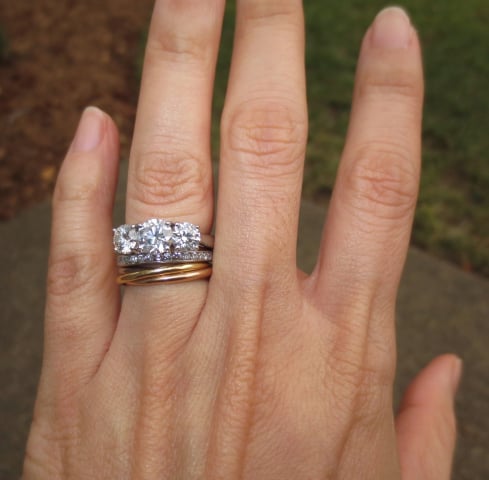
<box><xmin>117</xmin><ymin>262</ymin><xmax>211</xmax><ymax>286</ymax></box>
<box><xmin>118</xmin><ymin>266</ymin><xmax>212</xmax><ymax>286</ymax></box>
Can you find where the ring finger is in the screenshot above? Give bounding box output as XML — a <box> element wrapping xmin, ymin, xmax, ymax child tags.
<box><xmin>103</xmin><ymin>4</ymin><xmax>226</xmax><ymax>470</ymax></box>
<box><xmin>126</xmin><ymin>0</ymin><xmax>225</xmax><ymax>228</ymax></box>
<box><xmin>112</xmin><ymin>0</ymin><xmax>225</xmax><ymax>377</ymax></box>
<box><xmin>120</xmin><ymin>0</ymin><xmax>225</xmax><ymax>318</ymax></box>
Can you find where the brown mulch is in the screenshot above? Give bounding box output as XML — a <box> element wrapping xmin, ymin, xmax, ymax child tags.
<box><xmin>0</xmin><ymin>0</ymin><xmax>154</xmax><ymax>220</ymax></box>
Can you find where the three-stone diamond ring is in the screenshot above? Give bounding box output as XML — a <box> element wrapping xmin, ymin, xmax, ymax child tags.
<box><xmin>113</xmin><ymin>218</ymin><xmax>214</xmax><ymax>256</ymax></box>
<box><xmin>113</xmin><ymin>218</ymin><xmax>214</xmax><ymax>286</ymax></box>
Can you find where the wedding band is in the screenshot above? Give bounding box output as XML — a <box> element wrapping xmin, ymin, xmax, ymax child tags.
<box><xmin>113</xmin><ymin>218</ymin><xmax>214</xmax><ymax>255</ymax></box>
<box><xmin>117</xmin><ymin>263</ymin><xmax>212</xmax><ymax>286</ymax></box>
<box><xmin>117</xmin><ymin>250</ymin><xmax>213</xmax><ymax>267</ymax></box>
<box><xmin>118</xmin><ymin>262</ymin><xmax>209</xmax><ymax>279</ymax></box>
<box><xmin>123</xmin><ymin>268</ymin><xmax>212</xmax><ymax>286</ymax></box>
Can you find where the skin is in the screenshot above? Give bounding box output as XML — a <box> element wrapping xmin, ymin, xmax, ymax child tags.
<box><xmin>23</xmin><ymin>2</ymin><xmax>460</xmax><ymax>479</ymax></box>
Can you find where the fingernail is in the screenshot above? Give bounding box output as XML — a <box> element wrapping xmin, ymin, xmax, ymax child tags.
<box><xmin>71</xmin><ymin>106</ymin><xmax>105</xmax><ymax>153</ymax></box>
<box><xmin>450</xmin><ymin>356</ymin><xmax>463</xmax><ymax>396</ymax></box>
<box><xmin>371</xmin><ymin>6</ymin><xmax>413</xmax><ymax>49</ymax></box>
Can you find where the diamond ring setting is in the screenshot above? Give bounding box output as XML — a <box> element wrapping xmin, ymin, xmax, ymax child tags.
<box><xmin>113</xmin><ymin>218</ymin><xmax>213</xmax><ymax>255</ymax></box>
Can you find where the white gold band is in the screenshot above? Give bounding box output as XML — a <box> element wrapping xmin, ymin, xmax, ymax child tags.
<box><xmin>117</xmin><ymin>250</ymin><xmax>213</xmax><ymax>267</ymax></box>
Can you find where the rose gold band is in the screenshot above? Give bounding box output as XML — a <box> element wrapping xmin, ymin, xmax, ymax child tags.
<box><xmin>117</xmin><ymin>262</ymin><xmax>211</xmax><ymax>286</ymax></box>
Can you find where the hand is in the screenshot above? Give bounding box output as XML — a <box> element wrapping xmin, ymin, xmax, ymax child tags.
<box><xmin>23</xmin><ymin>3</ymin><xmax>460</xmax><ymax>479</ymax></box>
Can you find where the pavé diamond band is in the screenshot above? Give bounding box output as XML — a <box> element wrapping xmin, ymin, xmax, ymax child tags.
<box><xmin>113</xmin><ymin>218</ymin><xmax>214</xmax><ymax>255</ymax></box>
<box><xmin>117</xmin><ymin>250</ymin><xmax>213</xmax><ymax>267</ymax></box>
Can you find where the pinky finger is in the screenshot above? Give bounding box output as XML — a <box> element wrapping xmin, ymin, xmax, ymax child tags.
<box><xmin>43</xmin><ymin>107</ymin><xmax>120</xmax><ymax>392</ymax></box>
<box><xmin>396</xmin><ymin>354</ymin><xmax>461</xmax><ymax>480</ymax></box>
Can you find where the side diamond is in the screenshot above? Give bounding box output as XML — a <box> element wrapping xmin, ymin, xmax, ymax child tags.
<box><xmin>173</xmin><ymin>222</ymin><xmax>201</xmax><ymax>251</ymax></box>
<box><xmin>113</xmin><ymin>225</ymin><xmax>139</xmax><ymax>254</ymax></box>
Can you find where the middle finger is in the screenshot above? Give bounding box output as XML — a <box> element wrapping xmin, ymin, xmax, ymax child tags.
<box><xmin>214</xmin><ymin>0</ymin><xmax>308</xmax><ymax>292</ymax></box>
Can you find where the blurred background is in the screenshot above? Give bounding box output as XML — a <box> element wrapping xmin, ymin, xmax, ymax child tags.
<box><xmin>0</xmin><ymin>0</ymin><xmax>488</xmax><ymax>478</ymax></box>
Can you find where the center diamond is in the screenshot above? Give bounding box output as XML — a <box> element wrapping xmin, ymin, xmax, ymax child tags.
<box><xmin>139</xmin><ymin>219</ymin><xmax>173</xmax><ymax>253</ymax></box>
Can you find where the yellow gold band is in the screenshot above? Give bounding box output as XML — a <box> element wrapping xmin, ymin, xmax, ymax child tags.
<box><xmin>117</xmin><ymin>262</ymin><xmax>211</xmax><ymax>286</ymax></box>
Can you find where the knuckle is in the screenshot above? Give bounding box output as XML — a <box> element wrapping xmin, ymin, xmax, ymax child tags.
<box><xmin>331</xmin><ymin>362</ymin><xmax>390</xmax><ymax>431</ymax></box>
<box><xmin>224</xmin><ymin>100</ymin><xmax>307</xmax><ymax>180</ymax></box>
<box><xmin>146</xmin><ymin>34</ymin><xmax>206</xmax><ymax>66</ymax></box>
<box><xmin>139</xmin><ymin>375</ymin><xmax>177</xmax><ymax>417</ymax></box>
<box><xmin>327</xmin><ymin>334</ymin><xmax>393</xmax><ymax>406</ymax></box>
<box><xmin>344</xmin><ymin>142</ymin><xmax>419</xmax><ymax>220</ymax></box>
<box><xmin>47</xmin><ymin>250</ymin><xmax>100</xmax><ymax>299</ymax></box>
<box><xmin>327</xmin><ymin>350</ymin><xmax>364</xmax><ymax>394</ymax></box>
<box><xmin>146</xmin><ymin>11</ymin><xmax>211</xmax><ymax>66</ymax></box>
<box><xmin>24</xmin><ymin>416</ymin><xmax>72</xmax><ymax>478</ymax></box>
<box><xmin>353</xmin><ymin>366</ymin><xmax>393</xmax><ymax>422</ymax></box>
<box><xmin>359</xmin><ymin>67</ymin><xmax>423</xmax><ymax>102</ymax></box>
<box><xmin>132</xmin><ymin>147</ymin><xmax>210</xmax><ymax>211</ymax></box>
<box><xmin>53</xmin><ymin>161</ymin><xmax>101</xmax><ymax>206</ymax></box>
<box><xmin>242</xmin><ymin>2</ymin><xmax>300</xmax><ymax>23</ymax></box>
<box><xmin>435</xmin><ymin>406</ymin><xmax>457</xmax><ymax>449</ymax></box>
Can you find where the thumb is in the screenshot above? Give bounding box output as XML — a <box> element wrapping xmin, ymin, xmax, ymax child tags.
<box><xmin>396</xmin><ymin>354</ymin><xmax>462</xmax><ymax>480</ymax></box>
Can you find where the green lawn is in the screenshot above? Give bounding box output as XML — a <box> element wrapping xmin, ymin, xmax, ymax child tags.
<box><xmin>211</xmin><ymin>1</ymin><xmax>489</xmax><ymax>276</ymax></box>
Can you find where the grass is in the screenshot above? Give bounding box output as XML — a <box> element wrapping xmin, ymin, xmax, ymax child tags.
<box><xmin>209</xmin><ymin>0</ymin><xmax>489</xmax><ymax>276</ymax></box>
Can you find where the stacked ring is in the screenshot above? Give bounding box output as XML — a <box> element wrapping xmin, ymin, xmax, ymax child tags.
<box><xmin>117</xmin><ymin>263</ymin><xmax>212</xmax><ymax>286</ymax></box>
<box><xmin>113</xmin><ymin>218</ymin><xmax>213</xmax><ymax>286</ymax></box>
